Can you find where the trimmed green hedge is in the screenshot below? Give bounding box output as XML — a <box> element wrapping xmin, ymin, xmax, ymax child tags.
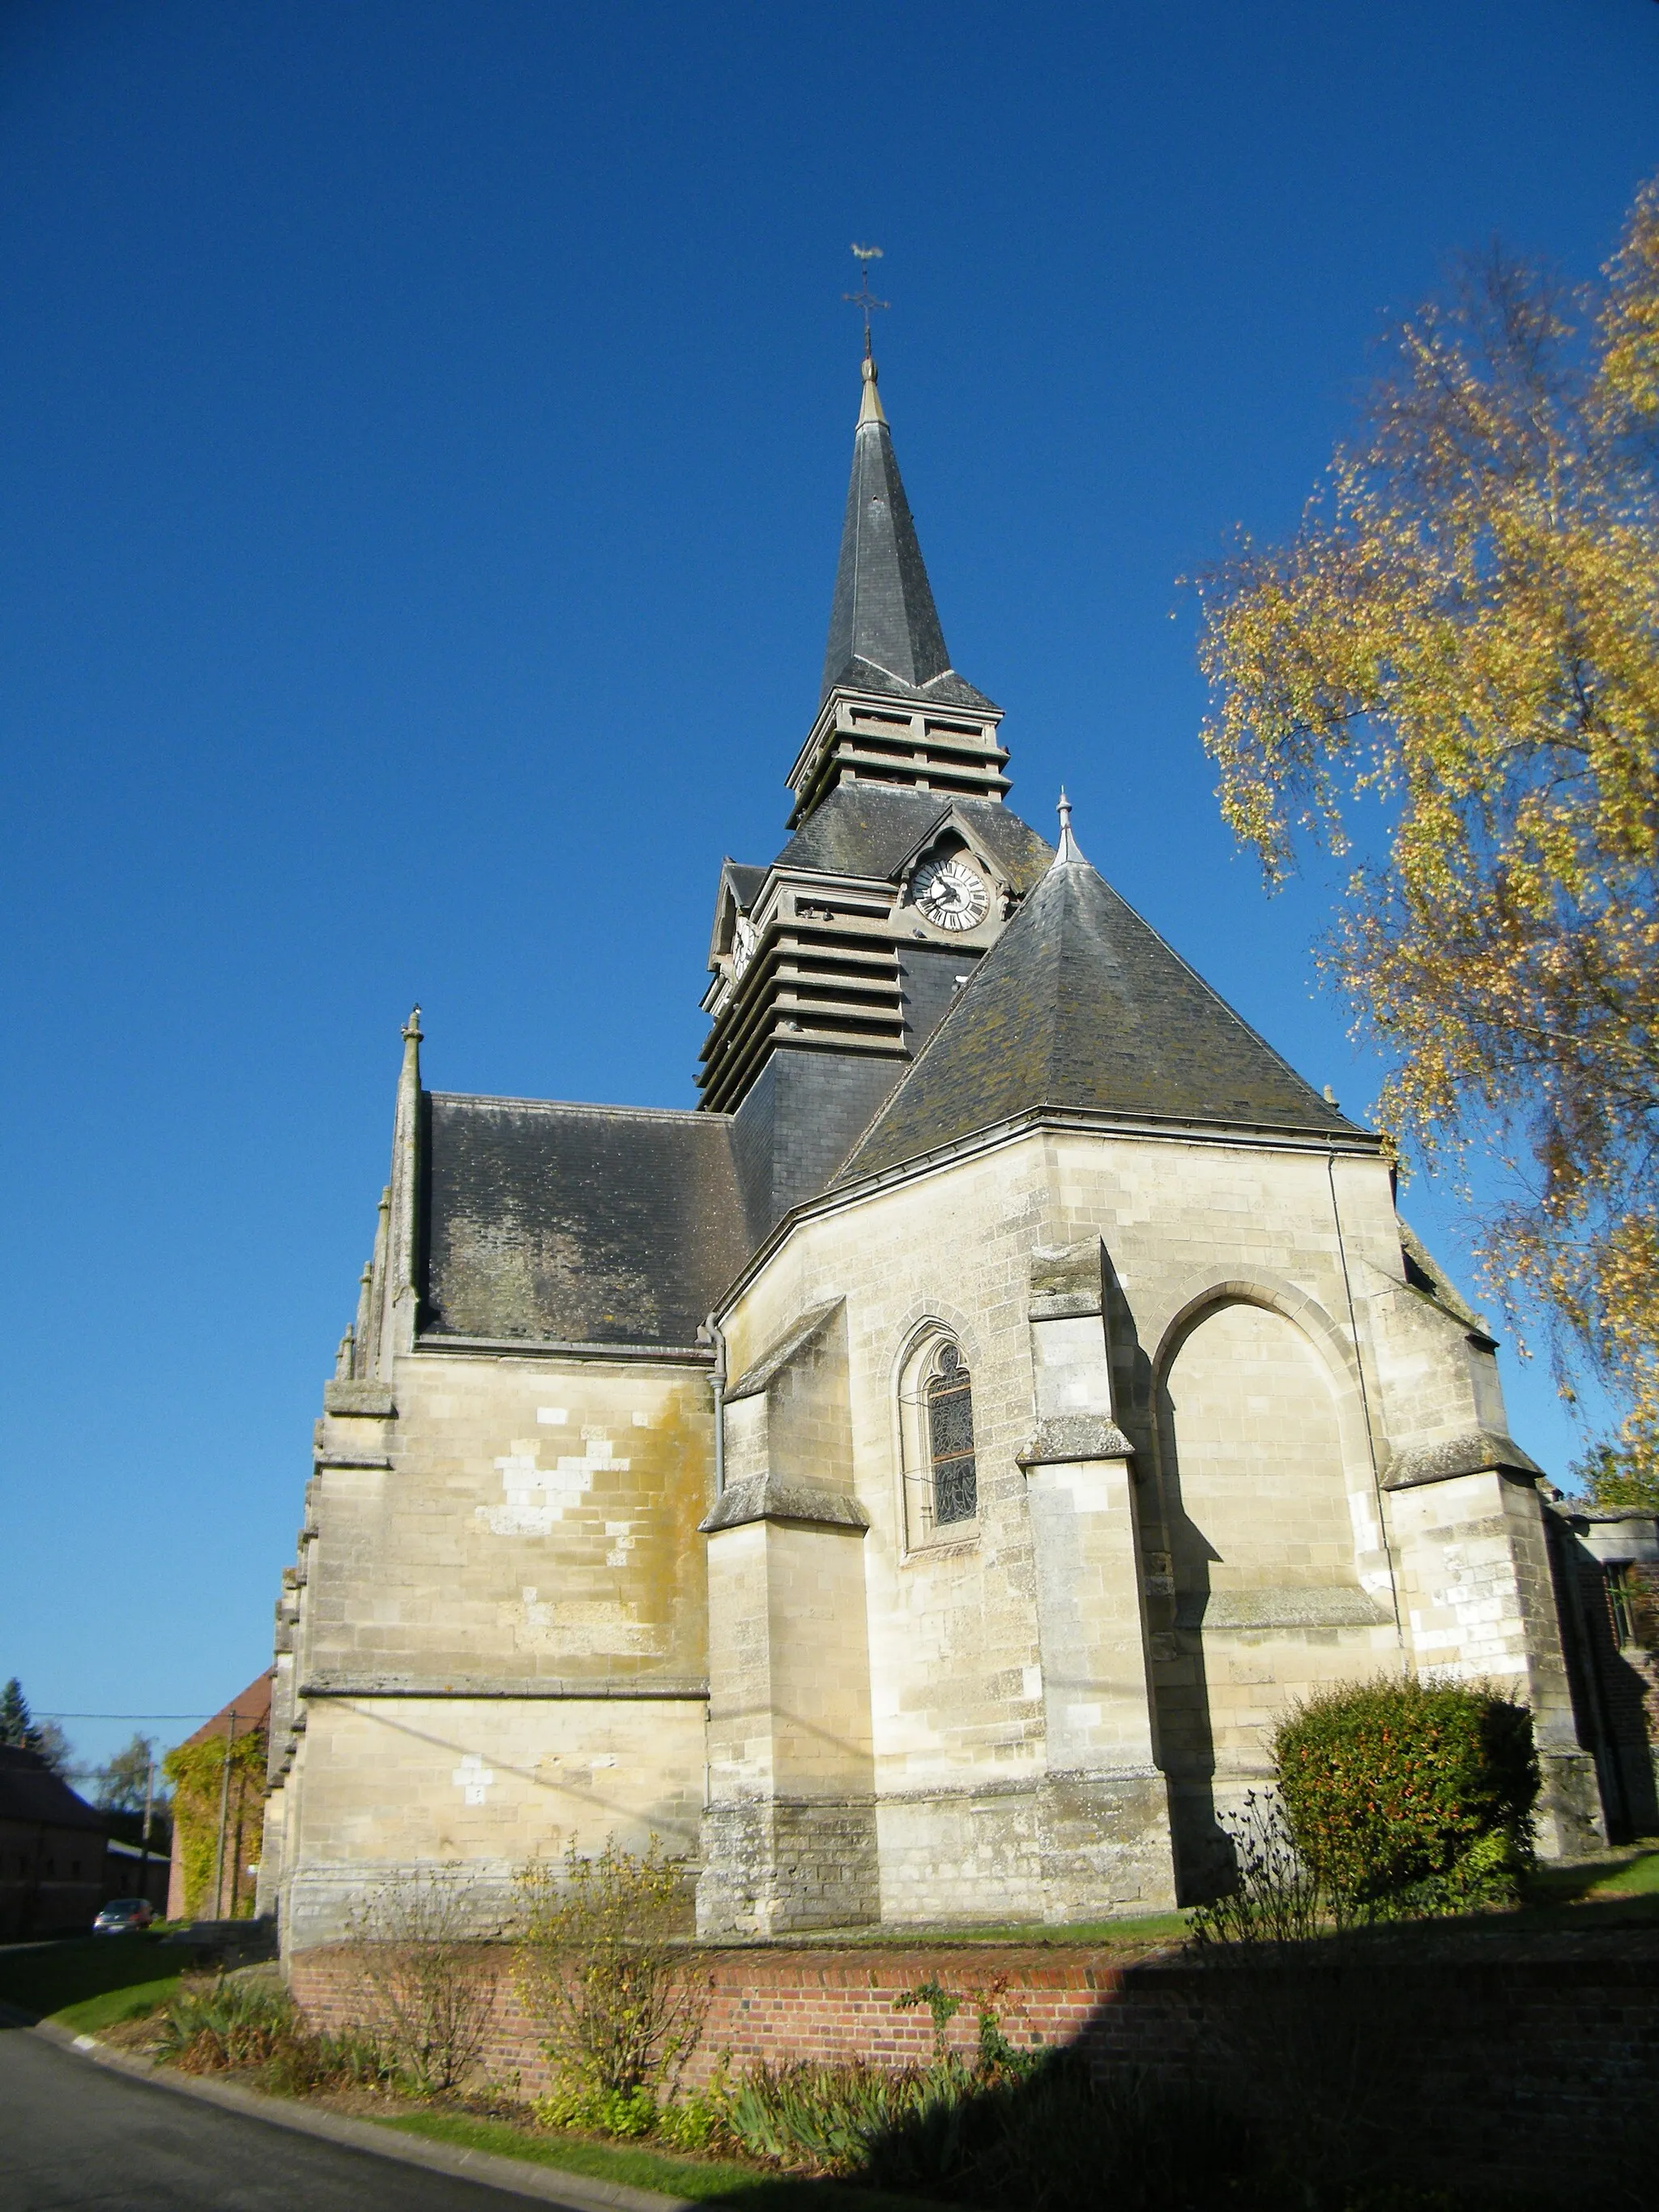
<box><xmin>1273</xmin><ymin>1676</ymin><xmax>1539</xmax><ymax>1913</ymax></box>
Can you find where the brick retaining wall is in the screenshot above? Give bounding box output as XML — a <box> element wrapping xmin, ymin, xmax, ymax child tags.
<box><xmin>289</xmin><ymin>1933</ymin><xmax>1659</xmax><ymax>2192</ymax></box>
<box><xmin>289</xmin><ymin>1942</ymin><xmax>1133</xmax><ymax>2094</ymax></box>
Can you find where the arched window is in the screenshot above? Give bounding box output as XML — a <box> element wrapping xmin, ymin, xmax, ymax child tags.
<box><xmin>897</xmin><ymin>1329</ymin><xmax>980</xmax><ymax>1548</ymax></box>
<box><xmin>925</xmin><ymin>1342</ymin><xmax>977</xmax><ymax>1526</ymax></box>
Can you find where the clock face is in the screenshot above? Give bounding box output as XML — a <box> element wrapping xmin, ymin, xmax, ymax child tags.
<box><xmin>912</xmin><ymin>854</ymin><xmax>990</xmax><ymax>932</ymax></box>
<box><xmin>730</xmin><ymin>916</ymin><xmax>758</xmax><ymax>978</ymax></box>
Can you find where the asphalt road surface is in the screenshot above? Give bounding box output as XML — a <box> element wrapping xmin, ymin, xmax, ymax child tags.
<box><xmin>0</xmin><ymin>2023</ymin><xmax>569</xmax><ymax>2211</ymax></box>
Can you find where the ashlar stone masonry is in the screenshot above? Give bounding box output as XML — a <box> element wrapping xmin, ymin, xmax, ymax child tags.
<box><xmin>260</xmin><ymin>349</ymin><xmax>1610</xmax><ymax>1954</ymax></box>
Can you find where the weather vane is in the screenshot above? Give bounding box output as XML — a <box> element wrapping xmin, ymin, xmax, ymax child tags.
<box><xmin>844</xmin><ymin>244</ymin><xmax>889</xmax><ymax>358</ymax></box>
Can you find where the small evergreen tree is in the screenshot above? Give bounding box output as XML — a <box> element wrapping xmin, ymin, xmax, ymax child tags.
<box><xmin>0</xmin><ymin>1680</ymin><xmax>74</xmax><ymax>1776</ymax></box>
<box><xmin>0</xmin><ymin>1677</ymin><xmax>36</xmax><ymax>1748</ymax></box>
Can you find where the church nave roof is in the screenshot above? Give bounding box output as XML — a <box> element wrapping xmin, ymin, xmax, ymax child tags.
<box><xmin>420</xmin><ymin>1094</ymin><xmax>748</xmax><ymax>1351</ymax></box>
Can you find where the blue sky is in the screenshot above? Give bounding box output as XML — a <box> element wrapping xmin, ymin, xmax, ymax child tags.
<box><xmin>4</xmin><ymin>1</ymin><xmax>1657</xmax><ymax>1778</ymax></box>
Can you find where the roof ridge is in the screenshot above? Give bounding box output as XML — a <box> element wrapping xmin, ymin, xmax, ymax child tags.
<box><xmin>1084</xmin><ymin>869</ymin><xmax>1350</xmax><ymax>1110</ymax></box>
<box><xmin>430</xmin><ymin>1092</ymin><xmax>734</xmax><ymax>1125</ymax></box>
<box><xmin>1042</xmin><ymin>859</ymin><xmax>1073</xmax><ymax>1102</ymax></box>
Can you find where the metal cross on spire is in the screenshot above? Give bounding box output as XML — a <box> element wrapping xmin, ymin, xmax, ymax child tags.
<box><xmin>843</xmin><ymin>243</ymin><xmax>889</xmax><ymax>359</ymax></box>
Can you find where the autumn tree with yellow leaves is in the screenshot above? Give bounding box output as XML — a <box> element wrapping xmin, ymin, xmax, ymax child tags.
<box><xmin>1194</xmin><ymin>178</ymin><xmax>1659</xmax><ymax>1507</ymax></box>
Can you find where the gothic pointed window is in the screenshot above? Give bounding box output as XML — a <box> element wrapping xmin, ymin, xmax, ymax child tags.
<box><xmin>926</xmin><ymin>1343</ymin><xmax>977</xmax><ymax>1526</ymax></box>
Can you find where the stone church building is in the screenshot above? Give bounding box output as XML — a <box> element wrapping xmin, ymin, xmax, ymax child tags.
<box><xmin>261</xmin><ymin>351</ymin><xmax>1606</xmax><ymax>1952</ymax></box>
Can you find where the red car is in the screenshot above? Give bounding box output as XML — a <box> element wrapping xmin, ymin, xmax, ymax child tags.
<box><xmin>92</xmin><ymin>1897</ymin><xmax>156</xmax><ymax>1933</ymax></box>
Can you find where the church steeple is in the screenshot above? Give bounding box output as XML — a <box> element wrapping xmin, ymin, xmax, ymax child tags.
<box><xmin>786</xmin><ymin>354</ymin><xmax>1008</xmax><ymax>829</ymax></box>
<box><xmin>820</xmin><ymin>352</ymin><xmax>952</xmax><ymax>700</ymax></box>
<box><xmin>694</xmin><ymin>346</ymin><xmax>1049</xmax><ymax>1175</ymax></box>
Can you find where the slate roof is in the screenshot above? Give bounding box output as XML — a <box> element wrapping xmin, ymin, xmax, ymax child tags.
<box><xmin>820</xmin><ymin>372</ymin><xmax>996</xmax><ymax>712</ymax></box>
<box><xmin>0</xmin><ymin>1744</ymin><xmax>104</xmax><ymax>1833</ymax></box>
<box><xmin>422</xmin><ymin>1095</ymin><xmax>750</xmax><ymax>1348</ymax></box>
<box><xmin>771</xmin><ymin>785</ymin><xmax>1054</xmax><ymax>891</ymax></box>
<box><xmin>723</xmin><ymin>863</ymin><xmax>768</xmax><ymax>913</ymax></box>
<box><xmin>837</xmin><ymin>849</ymin><xmax>1356</xmax><ymax>1182</ymax></box>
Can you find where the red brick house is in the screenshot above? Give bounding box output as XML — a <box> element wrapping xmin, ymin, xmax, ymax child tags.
<box><xmin>166</xmin><ymin>1671</ymin><xmax>272</xmax><ymax>1922</ymax></box>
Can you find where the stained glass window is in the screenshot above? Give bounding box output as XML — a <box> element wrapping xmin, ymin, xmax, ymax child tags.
<box><xmin>927</xmin><ymin>1343</ymin><xmax>977</xmax><ymax>1525</ymax></box>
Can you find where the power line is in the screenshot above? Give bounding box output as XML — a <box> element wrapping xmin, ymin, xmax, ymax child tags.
<box><xmin>36</xmin><ymin>1711</ymin><xmax>213</xmax><ymax>1721</ymax></box>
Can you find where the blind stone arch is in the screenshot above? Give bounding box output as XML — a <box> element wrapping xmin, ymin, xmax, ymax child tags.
<box><xmin>1158</xmin><ymin>1297</ymin><xmax>1356</xmax><ymax>1606</ymax></box>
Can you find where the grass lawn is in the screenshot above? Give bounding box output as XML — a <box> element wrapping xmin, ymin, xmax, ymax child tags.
<box><xmin>382</xmin><ymin>2111</ymin><xmax>933</xmax><ymax>2210</ymax></box>
<box><xmin>781</xmin><ymin>1905</ymin><xmax>1193</xmax><ymax>1950</ymax></box>
<box><xmin>936</xmin><ymin>1907</ymin><xmax>1191</xmax><ymax>1947</ymax></box>
<box><xmin>52</xmin><ymin>1975</ymin><xmax>183</xmax><ymax>2035</ymax></box>
<box><xmin>0</xmin><ymin>1935</ymin><xmax>185</xmax><ymax>2028</ymax></box>
<box><xmin>1519</xmin><ymin>1840</ymin><xmax>1659</xmax><ymax>1924</ymax></box>
<box><xmin>1584</xmin><ymin>1843</ymin><xmax>1659</xmax><ymax>1895</ymax></box>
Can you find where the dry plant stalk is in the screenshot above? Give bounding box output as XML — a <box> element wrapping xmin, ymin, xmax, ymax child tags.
<box><xmin>515</xmin><ymin>1836</ymin><xmax>706</xmax><ymax>2099</ymax></box>
<box><xmin>1189</xmin><ymin>1792</ymin><xmax>1324</xmax><ymax>1950</ymax></box>
<box><xmin>344</xmin><ymin>1860</ymin><xmax>497</xmax><ymax>2093</ymax></box>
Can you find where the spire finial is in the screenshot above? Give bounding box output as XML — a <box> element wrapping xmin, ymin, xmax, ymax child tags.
<box><xmin>1055</xmin><ymin>788</ymin><xmax>1085</xmax><ymax>865</ymax></box>
<box><xmin>844</xmin><ymin>244</ymin><xmax>889</xmax><ymax>397</ymax></box>
<box><xmin>403</xmin><ymin>1004</ymin><xmax>422</xmax><ymax>1045</ymax></box>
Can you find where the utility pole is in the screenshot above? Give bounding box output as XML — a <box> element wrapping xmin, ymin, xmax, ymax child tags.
<box><xmin>210</xmin><ymin>1711</ymin><xmax>237</xmax><ymax>1921</ymax></box>
<box><xmin>137</xmin><ymin>1756</ymin><xmax>155</xmax><ymax>1903</ymax></box>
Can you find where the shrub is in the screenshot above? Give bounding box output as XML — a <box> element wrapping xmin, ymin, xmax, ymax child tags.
<box><xmin>703</xmin><ymin>1986</ymin><xmax>1043</xmax><ymax>2181</ymax></box>
<box><xmin>702</xmin><ymin>2048</ymin><xmax>1249</xmax><ymax>2207</ymax></box>
<box><xmin>531</xmin><ymin>2080</ymin><xmax>659</xmax><ymax>2137</ymax></box>
<box><xmin>261</xmin><ymin>2022</ymin><xmax>392</xmax><ymax>2097</ymax></box>
<box><xmin>716</xmin><ymin>2055</ymin><xmax>957</xmax><ymax>2174</ymax></box>
<box><xmin>155</xmin><ymin>1971</ymin><xmax>390</xmax><ymax>2093</ymax></box>
<box><xmin>1273</xmin><ymin>1675</ymin><xmax>1539</xmax><ymax>1917</ymax></box>
<box><xmin>157</xmin><ymin>1974</ymin><xmax>297</xmax><ymax>2073</ymax></box>
<box><xmin>343</xmin><ymin>1863</ymin><xmax>497</xmax><ymax>2093</ymax></box>
<box><xmin>515</xmin><ymin>1837</ymin><xmax>706</xmax><ymax>2106</ymax></box>
<box><xmin>655</xmin><ymin>2084</ymin><xmax>724</xmax><ymax>2152</ymax></box>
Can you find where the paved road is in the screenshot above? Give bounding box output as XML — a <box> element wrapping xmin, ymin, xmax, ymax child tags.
<box><xmin>0</xmin><ymin>2023</ymin><xmax>556</xmax><ymax>2211</ymax></box>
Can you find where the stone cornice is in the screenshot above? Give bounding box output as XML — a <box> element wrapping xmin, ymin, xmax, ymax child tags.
<box><xmin>1017</xmin><ymin>1416</ymin><xmax>1136</xmax><ymax>1467</ymax></box>
<box><xmin>322</xmin><ymin>1380</ymin><xmax>396</xmax><ymax>1417</ymax></box>
<box><xmin>717</xmin><ymin>1106</ymin><xmax>1382</xmax><ymax>1319</ymax></box>
<box><xmin>1384</xmin><ymin>1429</ymin><xmax>1544</xmax><ymax>1491</ymax></box>
<box><xmin>412</xmin><ymin>1333</ymin><xmax>714</xmax><ymax>1365</ymax></box>
<box><xmin>700</xmin><ymin>1475</ymin><xmax>869</xmax><ymax>1536</ymax></box>
<box><xmin>299</xmin><ymin>1675</ymin><xmax>710</xmax><ymax>1700</ymax></box>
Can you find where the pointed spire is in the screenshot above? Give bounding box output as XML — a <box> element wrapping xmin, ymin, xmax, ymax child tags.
<box><xmin>394</xmin><ymin>1006</ymin><xmax>423</xmax><ymax>1278</ymax></box>
<box><xmin>821</xmin><ymin>354</ymin><xmax>951</xmax><ymax>701</ymax></box>
<box><xmin>378</xmin><ymin>1007</ymin><xmax>425</xmax><ymax>1363</ymax></box>
<box><xmin>1054</xmin><ymin>788</ymin><xmax>1086</xmax><ymax>866</ymax></box>
<box><xmin>352</xmin><ymin>1259</ymin><xmax>374</xmax><ymax>1379</ymax></box>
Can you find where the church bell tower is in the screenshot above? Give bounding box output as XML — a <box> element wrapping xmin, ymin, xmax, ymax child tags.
<box><xmin>696</xmin><ymin>350</ymin><xmax>1052</xmax><ymax>1237</ymax></box>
